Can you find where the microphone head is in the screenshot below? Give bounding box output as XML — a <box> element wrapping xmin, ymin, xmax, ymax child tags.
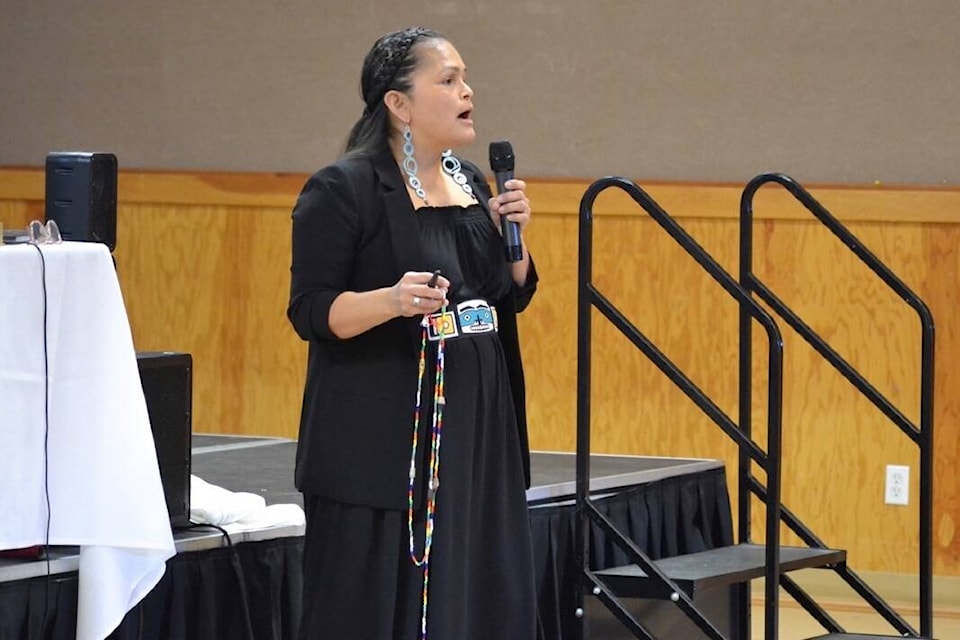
<box><xmin>489</xmin><ymin>140</ymin><xmax>515</xmax><ymax>172</ymax></box>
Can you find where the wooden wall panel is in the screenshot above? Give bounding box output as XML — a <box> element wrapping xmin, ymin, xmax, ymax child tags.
<box><xmin>748</xmin><ymin>220</ymin><xmax>927</xmax><ymax>573</ymax></box>
<box><xmin>116</xmin><ymin>202</ymin><xmax>306</xmax><ymax>439</ymax></box>
<box><xmin>2</xmin><ymin>168</ymin><xmax>957</xmax><ymax>577</ymax></box>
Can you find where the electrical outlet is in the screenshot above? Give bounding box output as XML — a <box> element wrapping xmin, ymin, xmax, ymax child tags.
<box><xmin>884</xmin><ymin>464</ymin><xmax>909</xmax><ymax>505</ymax></box>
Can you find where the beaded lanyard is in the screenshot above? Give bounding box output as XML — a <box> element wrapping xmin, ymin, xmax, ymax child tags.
<box><xmin>408</xmin><ymin>309</ymin><xmax>447</xmax><ymax>640</ymax></box>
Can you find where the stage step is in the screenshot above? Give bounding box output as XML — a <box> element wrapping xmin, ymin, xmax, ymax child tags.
<box><xmin>594</xmin><ymin>543</ymin><xmax>845</xmax><ymax>599</ymax></box>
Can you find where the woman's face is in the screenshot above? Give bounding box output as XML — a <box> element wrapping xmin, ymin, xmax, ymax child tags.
<box><xmin>403</xmin><ymin>39</ymin><xmax>476</xmax><ymax>154</ymax></box>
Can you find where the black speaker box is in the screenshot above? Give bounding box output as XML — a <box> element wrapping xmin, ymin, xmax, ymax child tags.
<box><xmin>137</xmin><ymin>351</ymin><xmax>192</xmax><ymax>529</ymax></box>
<box><xmin>44</xmin><ymin>151</ymin><xmax>118</xmax><ymax>251</ymax></box>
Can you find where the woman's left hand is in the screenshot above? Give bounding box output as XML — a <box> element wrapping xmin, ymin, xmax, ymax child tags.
<box><xmin>487</xmin><ymin>179</ymin><xmax>531</xmax><ymax>234</ymax></box>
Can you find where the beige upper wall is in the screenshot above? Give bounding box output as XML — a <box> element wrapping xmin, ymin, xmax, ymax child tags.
<box><xmin>1</xmin><ymin>0</ymin><xmax>957</xmax><ymax>185</ymax></box>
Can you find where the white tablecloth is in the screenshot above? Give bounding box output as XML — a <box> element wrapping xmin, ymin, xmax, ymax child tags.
<box><xmin>0</xmin><ymin>242</ymin><xmax>175</xmax><ymax>640</ymax></box>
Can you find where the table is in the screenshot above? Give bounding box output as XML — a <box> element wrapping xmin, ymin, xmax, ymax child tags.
<box><xmin>0</xmin><ymin>242</ymin><xmax>175</xmax><ymax>640</ymax></box>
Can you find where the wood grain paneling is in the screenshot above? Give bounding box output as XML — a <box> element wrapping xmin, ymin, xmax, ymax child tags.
<box><xmin>2</xmin><ymin>168</ymin><xmax>957</xmax><ymax>577</ymax></box>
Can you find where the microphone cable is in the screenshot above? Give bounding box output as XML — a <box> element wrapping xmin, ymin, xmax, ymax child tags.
<box><xmin>185</xmin><ymin>521</ymin><xmax>256</xmax><ymax>640</ymax></box>
<box><xmin>29</xmin><ymin>242</ymin><xmax>54</xmax><ymax>633</ymax></box>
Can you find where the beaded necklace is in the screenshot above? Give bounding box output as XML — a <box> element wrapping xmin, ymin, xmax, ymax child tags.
<box><xmin>408</xmin><ymin>310</ymin><xmax>447</xmax><ymax>640</ymax></box>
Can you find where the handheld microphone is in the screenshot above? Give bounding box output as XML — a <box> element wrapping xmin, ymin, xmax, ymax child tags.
<box><xmin>488</xmin><ymin>140</ymin><xmax>523</xmax><ymax>262</ymax></box>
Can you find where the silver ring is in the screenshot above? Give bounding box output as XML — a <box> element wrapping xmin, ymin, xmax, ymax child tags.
<box><xmin>413</xmin><ymin>296</ymin><xmax>421</xmax><ymax>307</ymax></box>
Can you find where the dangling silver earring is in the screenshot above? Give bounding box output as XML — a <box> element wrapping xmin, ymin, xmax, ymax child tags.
<box><xmin>441</xmin><ymin>150</ymin><xmax>477</xmax><ymax>201</ymax></box>
<box><xmin>402</xmin><ymin>124</ymin><xmax>428</xmax><ymax>203</ymax></box>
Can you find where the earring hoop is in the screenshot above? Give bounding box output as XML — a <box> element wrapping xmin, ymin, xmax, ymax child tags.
<box><xmin>402</xmin><ymin>124</ymin><xmax>427</xmax><ymax>202</ymax></box>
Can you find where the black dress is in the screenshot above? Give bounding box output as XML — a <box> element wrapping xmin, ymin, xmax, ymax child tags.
<box><xmin>299</xmin><ymin>203</ymin><xmax>537</xmax><ymax>640</ymax></box>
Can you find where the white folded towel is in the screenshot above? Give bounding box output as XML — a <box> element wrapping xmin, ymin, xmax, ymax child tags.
<box><xmin>189</xmin><ymin>475</ymin><xmax>305</xmax><ymax>533</ymax></box>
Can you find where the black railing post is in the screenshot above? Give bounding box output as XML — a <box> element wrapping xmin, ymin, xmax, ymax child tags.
<box><xmin>738</xmin><ymin>179</ymin><xmax>756</xmax><ymax>638</ymax></box>
<box><xmin>762</xmin><ymin>323</ymin><xmax>784</xmax><ymax>640</ymax></box>
<box><xmin>919</xmin><ymin>322</ymin><xmax>935</xmax><ymax>638</ymax></box>
<box><xmin>575</xmin><ymin>180</ymin><xmax>596</xmax><ymax>639</ymax></box>
<box><xmin>740</xmin><ymin>182</ymin><xmax>786</xmax><ymax>640</ymax></box>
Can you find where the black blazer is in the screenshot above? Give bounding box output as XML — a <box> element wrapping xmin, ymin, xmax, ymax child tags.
<box><xmin>287</xmin><ymin>148</ymin><xmax>538</xmax><ymax>510</ymax></box>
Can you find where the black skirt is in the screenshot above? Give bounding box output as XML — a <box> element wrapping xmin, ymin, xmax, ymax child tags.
<box><xmin>299</xmin><ymin>331</ymin><xmax>537</xmax><ymax>640</ymax></box>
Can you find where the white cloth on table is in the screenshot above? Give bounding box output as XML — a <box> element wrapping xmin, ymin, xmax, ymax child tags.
<box><xmin>189</xmin><ymin>474</ymin><xmax>305</xmax><ymax>533</ymax></box>
<box><xmin>0</xmin><ymin>242</ymin><xmax>175</xmax><ymax>640</ymax></box>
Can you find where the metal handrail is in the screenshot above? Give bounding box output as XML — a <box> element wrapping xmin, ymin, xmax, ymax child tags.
<box><xmin>740</xmin><ymin>172</ymin><xmax>935</xmax><ymax>638</ymax></box>
<box><xmin>577</xmin><ymin>176</ymin><xmax>785</xmax><ymax>640</ymax></box>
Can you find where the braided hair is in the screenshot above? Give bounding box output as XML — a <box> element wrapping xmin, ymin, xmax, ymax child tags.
<box><xmin>345</xmin><ymin>27</ymin><xmax>443</xmax><ymax>156</ymax></box>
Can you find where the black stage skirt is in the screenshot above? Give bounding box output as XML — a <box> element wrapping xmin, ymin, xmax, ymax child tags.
<box><xmin>300</xmin><ymin>331</ymin><xmax>537</xmax><ymax>640</ymax></box>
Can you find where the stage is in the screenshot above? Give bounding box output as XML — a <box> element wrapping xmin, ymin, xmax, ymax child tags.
<box><xmin>0</xmin><ymin>435</ymin><xmax>734</xmax><ymax>639</ymax></box>
<box><xmin>188</xmin><ymin>433</ymin><xmax>725</xmax><ymax>507</ymax></box>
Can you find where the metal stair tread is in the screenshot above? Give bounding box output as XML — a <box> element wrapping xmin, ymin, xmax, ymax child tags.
<box><xmin>804</xmin><ymin>635</ymin><xmax>922</xmax><ymax>639</ymax></box>
<box><xmin>593</xmin><ymin>543</ymin><xmax>846</xmax><ymax>598</ymax></box>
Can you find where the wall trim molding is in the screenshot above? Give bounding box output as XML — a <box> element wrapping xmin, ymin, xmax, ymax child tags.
<box><xmin>2</xmin><ymin>167</ymin><xmax>959</xmax><ymax>224</ymax></box>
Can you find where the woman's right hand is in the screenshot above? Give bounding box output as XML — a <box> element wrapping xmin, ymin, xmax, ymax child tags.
<box><xmin>392</xmin><ymin>271</ymin><xmax>451</xmax><ymax>317</ymax></box>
